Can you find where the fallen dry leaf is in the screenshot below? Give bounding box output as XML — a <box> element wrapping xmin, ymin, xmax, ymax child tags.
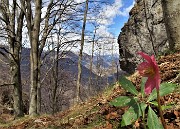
<box><xmin>106</xmin><ymin>112</ymin><xmax>119</xmax><ymax>120</ymax></box>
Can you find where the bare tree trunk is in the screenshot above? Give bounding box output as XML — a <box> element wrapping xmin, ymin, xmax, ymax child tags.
<box><xmin>37</xmin><ymin>57</ymin><xmax>41</xmax><ymax>114</ymax></box>
<box><xmin>111</xmin><ymin>42</ymin><xmax>116</xmax><ymax>83</ymax></box>
<box><xmin>28</xmin><ymin>0</ymin><xmax>42</xmax><ymax>116</ymax></box>
<box><xmin>0</xmin><ymin>0</ymin><xmax>24</xmax><ymax>117</ymax></box>
<box><xmin>89</xmin><ymin>26</ymin><xmax>97</xmax><ymax>95</ymax></box>
<box><xmin>10</xmin><ymin>8</ymin><xmax>24</xmax><ymax>118</ymax></box>
<box><xmin>116</xmin><ymin>62</ymin><xmax>119</xmax><ymax>81</ymax></box>
<box><xmin>161</xmin><ymin>0</ymin><xmax>180</xmax><ymax>50</ymax></box>
<box><xmin>76</xmin><ymin>0</ymin><xmax>89</xmax><ymax>103</ymax></box>
<box><xmin>10</xmin><ymin>46</ymin><xmax>23</xmax><ymax>117</ymax></box>
<box><xmin>96</xmin><ymin>48</ymin><xmax>101</xmax><ymax>89</ymax></box>
<box><xmin>10</xmin><ymin>23</ymin><xmax>24</xmax><ymax>117</ymax></box>
<box><xmin>52</xmin><ymin>33</ymin><xmax>60</xmax><ymax>114</ymax></box>
<box><xmin>22</xmin><ymin>0</ymin><xmax>67</xmax><ymax>115</ymax></box>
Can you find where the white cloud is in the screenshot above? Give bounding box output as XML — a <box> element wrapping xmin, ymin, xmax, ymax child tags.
<box><xmin>97</xmin><ymin>0</ymin><xmax>135</xmax><ymax>25</ymax></box>
<box><xmin>96</xmin><ymin>25</ymin><xmax>113</xmax><ymax>38</ymax></box>
<box><xmin>41</xmin><ymin>6</ymin><xmax>47</xmax><ymax>18</ymax></box>
<box><xmin>118</xmin><ymin>0</ymin><xmax>135</xmax><ymax>16</ymax></box>
<box><xmin>104</xmin><ymin>0</ymin><xmax>123</xmax><ymax>18</ymax></box>
<box><xmin>74</xmin><ymin>0</ymin><xmax>86</xmax><ymax>3</ymax></box>
<box><xmin>97</xmin><ymin>0</ymin><xmax>123</xmax><ymax>25</ymax></box>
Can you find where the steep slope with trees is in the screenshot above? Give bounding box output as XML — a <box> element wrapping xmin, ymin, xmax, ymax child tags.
<box><xmin>0</xmin><ymin>48</ymin><xmax>118</xmax><ymax>114</ymax></box>
<box><xmin>0</xmin><ymin>51</ymin><xmax>179</xmax><ymax>129</ymax></box>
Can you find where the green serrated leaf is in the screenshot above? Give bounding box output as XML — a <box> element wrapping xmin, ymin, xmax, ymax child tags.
<box><xmin>109</xmin><ymin>96</ymin><xmax>132</xmax><ymax>107</ymax></box>
<box><xmin>139</xmin><ymin>103</ymin><xmax>147</xmax><ymax>116</ymax></box>
<box><xmin>121</xmin><ymin>102</ymin><xmax>147</xmax><ymax>127</ymax></box>
<box><xmin>148</xmin><ymin>83</ymin><xmax>177</xmax><ymax>102</ymax></box>
<box><xmin>121</xmin><ymin>106</ymin><xmax>138</xmax><ymax>127</ymax></box>
<box><xmin>119</xmin><ymin>76</ymin><xmax>138</xmax><ymax>95</ymax></box>
<box><xmin>132</xmin><ymin>102</ymin><xmax>147</xmax><ymax>117</ymax></box>
<box><xmin>141</xmin><ymin>77</ymin><xmax>147</xmax><ymax>98</ymax></box>
<box><xmin>147</xmin><ymin>106</ymin><xmax>163</xmax><ymax>129</ymax></box>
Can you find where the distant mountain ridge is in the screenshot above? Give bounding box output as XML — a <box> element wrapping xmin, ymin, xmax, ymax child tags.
<box><xmin>0</xmin><ymin>47</ymin><xmax>121</xmax><ymax>113</ymax></box>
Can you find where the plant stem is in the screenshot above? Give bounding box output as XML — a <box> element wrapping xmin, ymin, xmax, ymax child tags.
<box><xmin>140</xmin><ymin>102</ymin><xmax>147</xmax><ymax>129</ymax></box>
<box><xmin>157</xmin><ymin>90</ymin><xmax>167</xmax><ymax>129</ymax></box>
<box><xmin>142</xmin><ymin>112</ymin><xmax>147</xmax><ymax>129</ymax></box>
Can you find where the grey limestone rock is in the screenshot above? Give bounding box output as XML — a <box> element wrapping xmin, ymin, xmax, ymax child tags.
<box><xmin>118</xmin><ymin>0</ymin><xmax>169</xmax><ymax>73</ymax></box>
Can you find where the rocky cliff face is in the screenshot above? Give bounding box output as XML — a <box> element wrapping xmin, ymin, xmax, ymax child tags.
<box><xmin>118</xmin><ymin>0</ymin><xmax>169</xmax><ymax>73</ymax></box>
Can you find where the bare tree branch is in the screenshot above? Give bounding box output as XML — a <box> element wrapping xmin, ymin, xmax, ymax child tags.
<box><xmin>0</xmin><ymin>83</ymin><xmax>15</xmax><ymax>87</ymax></box>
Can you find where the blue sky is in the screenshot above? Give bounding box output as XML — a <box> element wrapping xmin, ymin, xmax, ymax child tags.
<box><xmin>74</xmin><ymin>0</ymin><xmax>135</xmax><ymax>55</ymax></box>
<box><xmin>84</xmin><ymin>0</ymin><xmax>135</xmax><ymax>40</ymax></box>
<box><xmin>75</xmin><ymin>0</ymin><xmax>134</xmax><ymax>38</ymax></box>
<box><xmin>0</xmin><ymin>0</ymin><xmax>134</xmax><ymax>55</ymax></box>
<box><xmin>108</xmin><ymin>0</ymin><xmax>135</xmax><ymax>37</ymax></box>
<box><xmin>60</xmin><ymin>0</ymin><xmax>135</xmax><ymax>55</ymax></box>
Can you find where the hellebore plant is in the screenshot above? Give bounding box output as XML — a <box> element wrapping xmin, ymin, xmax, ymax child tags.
<box><xmin>137</xmin><ymin>52</ymin><xmax>166</xmax><ymax>129</ymax></box>
<box><xmin>110</xmin><ymin>52</ymin><xmax>177</xmax><ymax>129</ymax></box>
<box><xmin>137</xmin><ymin>52</ymin><xmax>160</xmax><ymax>95</ymax></box>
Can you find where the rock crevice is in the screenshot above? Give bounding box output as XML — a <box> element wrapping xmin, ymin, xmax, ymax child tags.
<box><xmin>118</xmin><ymin>0</ymin><xmax>169</xmax><ymax>73</ymax></box>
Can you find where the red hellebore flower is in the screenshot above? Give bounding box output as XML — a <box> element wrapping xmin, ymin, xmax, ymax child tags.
<box><xmin>137</xmin><ymin>52</ymin><xmax>161</xmax><ymax>94</ymax></box>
